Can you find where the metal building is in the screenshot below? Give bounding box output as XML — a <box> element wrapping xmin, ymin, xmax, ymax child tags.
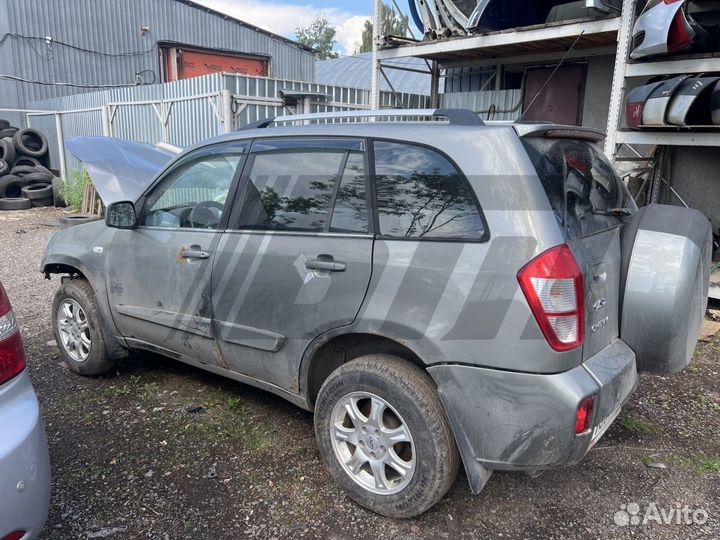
<box><xmin>0</xmin><ymin>0</ymin><xmax>316</xmax><ymax>115</ymax></box>
<box><xmin>316</xmin><ymin>53</ymin><xmax>430</xmax><ymax>96</ymax></box>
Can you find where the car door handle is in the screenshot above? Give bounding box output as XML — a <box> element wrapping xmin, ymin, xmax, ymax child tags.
<box><xmin>305</xmin><ymin>257</ymin><xmax>347</xmax><ymax>272</ymax></box>
<box><xmin>181</xmin><ymin>245</ymin><xmax>210</xmax><ymax>260</ymax></box>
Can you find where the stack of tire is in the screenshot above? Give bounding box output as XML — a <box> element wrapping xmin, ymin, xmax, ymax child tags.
<box><xmin>0</xmin><ymin>119</ymin><xmax>57</xmax><ymax>211</ymax></box>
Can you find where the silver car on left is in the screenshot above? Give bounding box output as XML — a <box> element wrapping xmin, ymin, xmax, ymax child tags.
<box><xmin>0</xmin><ymin>281</ymin><xmax>51</xmax><ymax>540</ymax></box>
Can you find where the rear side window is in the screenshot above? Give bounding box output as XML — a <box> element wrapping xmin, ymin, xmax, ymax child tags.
<box><xmin>373</xmin><ymin>141</ymin><xmax>486</xmax><ymax>240</ymax></box>
<box><xmin>232</xmin><ymin>138</ymin><xmax>368</xmax><ymax>233</ymax></box>
<box><xmin>522</xmin><ymin>138</ymin><xmax>637</xmax><ymax>239</ymax></box>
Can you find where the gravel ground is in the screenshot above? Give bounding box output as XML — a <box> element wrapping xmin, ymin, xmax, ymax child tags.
<box><xmin>1</xmin><ymin>207</ymin><xmax>719</xmax><ymax>540</ymax></box>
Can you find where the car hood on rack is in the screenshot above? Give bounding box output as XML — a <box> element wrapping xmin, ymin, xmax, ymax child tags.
<box><xmin>65</xmin><ymin>137</ymin><xmax>179</xmax><ymax>205</ymax></box>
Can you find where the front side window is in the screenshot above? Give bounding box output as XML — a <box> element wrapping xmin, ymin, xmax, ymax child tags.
<box><xmin>232</xmin><ymin>139</ymin><xmax>368</xmax><ymax>233</ymax></box>
<box><xmin>373</xmin><ymin>141</ymin><xmax>486</xmax><ymax>240</ymax></box>
<box><xmin>143</xmin><ymin>145</ymin><xmax>245</xmax><ymax>229</ymax></box>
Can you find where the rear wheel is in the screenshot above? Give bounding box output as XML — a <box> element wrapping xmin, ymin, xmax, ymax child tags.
<box><xmin>314</xmin><ymin>354</ymin><xmax>459</xmax><ymax>518</ymax></box>
<box><xmin>52</xmin><ymin>278</ymin><xmax>116</xmax><ymax>375</ymax></box>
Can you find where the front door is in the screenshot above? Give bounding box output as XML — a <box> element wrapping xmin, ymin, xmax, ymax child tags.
<box><xmin>106</xmin><ymin>142</ymin><xmax>248</xmax><ymax>363</ymax></box>
<box><xmin>211</xmin><ymin>138</ymin><xmax>374</xmax><ymax>392</ymax></box>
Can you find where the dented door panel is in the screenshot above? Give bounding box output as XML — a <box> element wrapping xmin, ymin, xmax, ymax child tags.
<box><xmin>211</xmin><ymin>232</ymin><xmax>373</xmax><ymax>392</ymax></box>
<box><xmin>106</xmin><ymin>228</ymin><xmax>223</xmax><ymax>363</ymax></box>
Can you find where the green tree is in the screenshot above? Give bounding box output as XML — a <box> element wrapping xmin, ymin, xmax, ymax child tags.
<box><xmin>295</xmin><ymin>17</ymin><xmax>339</xmax><ymax>60</ymax></box>
<box><xmin>357</xmin><ymin>3</ymin><xmax>408</xmax><ymax>54</ymax></box>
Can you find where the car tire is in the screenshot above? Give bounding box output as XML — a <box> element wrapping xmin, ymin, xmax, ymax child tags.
<box><xmin>0</xmin><ymin>197</ymin><xmax>31</xmax><ymax>210</ymax></box>
<box><xmin>0</xmin><ymin>174</ymin><xmax>24</xmax><ymax>198</ymax></box>
<box><xmin>52</xmin><ymin>177</ymin><xmax>67</xmax><ymax>207</ymax></box>
<box><xmin>52</xmin><ymin>278</ymin><xmax>117</xmax><ymax>376</ymax></box>
<box><xmin>59</xmin><ymin>214</ymin><xmax>100</xmax><ymax>228</ymax></box>
<box><xmin>21</xmin><ymin>183</ymin><xmax>53</xmax><ymax>200</ymax></box>
<box><xmin>0</xmin><ymin>128</ymin><xmax>18</xmax><ymax>139</ymax></box>
<box><xmin>31</xmin><ymin>196</ymin><xmax>53</xmax><ymax>207</ymax></box>
<box><xmin>13</xmin><ymin>156</ymin><xmax>41</xmax><ymax>168</ymax></box>
<box><xmin>0</xmin><ymin>119</ymin><xmax>9</xmax><ymax>130</ymax></box>
<box><xmin>22</xmin><ymin>172</ymin><xmax>54</xmax><ymax>184</ymax></box>
<box><xmin>0</xmin><ymin>159</ymin><xmax>8</xmax><ymax>177</ymax></box>
<box><xmin>0</xmin><ymin>137</ymin><xmax>16</xmax><ymax>166</ymax></box>
<box><xmin>314</xmin><ymin>354</ymin><xmax>459</xmax><ymax>519</ymax></box>
<box><xmin>10</xmin><ymin>164</ymin><xmax>52</xmax><ymax>178</ymax></box>
<box><xmin>13</xmin><ymin>128</ymin><xmax>48</xmax><ymax>158</ymax></box>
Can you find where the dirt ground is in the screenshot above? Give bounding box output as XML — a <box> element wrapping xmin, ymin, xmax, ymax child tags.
<box><xmin>1</xmin><ymin>207</ymin><xmax>718</xmax><ymax>540</ymax></box>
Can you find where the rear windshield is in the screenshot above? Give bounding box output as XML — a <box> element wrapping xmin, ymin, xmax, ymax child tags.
<box><xmin>522</xmin><ymin>138</ymin><xmax>636</xmax><ymax>239</ymax></box>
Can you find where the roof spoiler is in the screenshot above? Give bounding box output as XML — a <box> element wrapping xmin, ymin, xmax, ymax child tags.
<box><xmin>514</xmin><ymin>124</ymin><xmax>606</xmax><ymax>143</ymax></box>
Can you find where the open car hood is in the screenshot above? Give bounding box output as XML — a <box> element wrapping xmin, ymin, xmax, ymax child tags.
<box><xmin>65</xmin><ymin>137</ymin><xmax>179</xmax><ymax>204</ymax></box>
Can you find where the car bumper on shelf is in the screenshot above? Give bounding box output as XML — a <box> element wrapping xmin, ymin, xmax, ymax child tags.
<box><xmin>0</xmin><ymin>371</ymin><xmax>51</xmax><ymax>540</ymax></box>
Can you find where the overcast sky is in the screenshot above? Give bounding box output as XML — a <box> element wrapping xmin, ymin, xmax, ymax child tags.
<box><xmin>194</xmin><ymin>0</ymin><xmax>411</xmax><ymax>56</ymax></box>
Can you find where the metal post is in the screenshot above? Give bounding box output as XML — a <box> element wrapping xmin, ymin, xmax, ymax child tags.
<box><xmin>221</xmin><ymin>89</ymin><xmax>233</xmax><ymax>133</ymax></box>
<box><xmin>371</xmin><ymin>0</ymin><xmax>382</xmax><ymax>110</ymax></box>
<box><xmin>101</xmin><ymin>105</ymin><xmax>111</xmax><ymax>137</ymax></box>
<box><xmin>54</xmin><ymin>112</ymin><xmax>67</xmax><ymax>180</ymax></box>
<box><xmin>430</xmin><ymin>61</ymin><xmax>441</xmax><ymax>108</ymax></box>
<box><xmin>604</xmin><ymin>0</ymin><xmax>635</xmax><ymax>160</ymax></box>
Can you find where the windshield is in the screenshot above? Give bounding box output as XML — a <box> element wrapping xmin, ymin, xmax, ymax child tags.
<box><xmin>522</xmin><ymin>138</ymin><xmax>637</xmax><ymax>239</ymax></box>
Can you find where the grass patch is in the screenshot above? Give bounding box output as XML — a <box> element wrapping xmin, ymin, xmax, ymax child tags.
<box><xmin>618</xmin><ymin>416</ymin><xmax>653</xmax><ymax>434</ymax></box>
<box><xmin>60</xmin><ymin>168</ymin><xmax>91</xmax><ymax>211</ymax></box>
<box><xmin>695</xmin><ymin>456</ymin><xmax>720</xmax><ymax>475</ymax></box>
<box><xmin>139</xmin><ymin>382</ymin><xmax>160</xmax><ymax>400</ymax></box>
<box><xmin>227</xmin><ymin>396</ymin><xmax>247</xmax><ymax>417</ymax></box>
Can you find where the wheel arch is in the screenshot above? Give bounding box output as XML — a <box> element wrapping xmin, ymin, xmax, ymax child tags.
<box><xmin>301</xmin><ymin>331</ymin><xmax>428</xmax><ymax>408</ymax></box>
<box><xmin>44</xmin><ymin>255</ymin><xmax>129</xmax><ymax>360</ymax></box>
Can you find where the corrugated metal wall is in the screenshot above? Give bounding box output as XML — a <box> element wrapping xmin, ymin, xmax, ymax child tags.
<box><xmin>440</xmin><ymin>90</ymin><xmax>523</xmax><ymax>121</ymax></box>
<box><xmin>27</xmin><ymin>73</ymin><xmax>431</xmax><ymax>174</ymax></box>
<box><xmin>28</xmin><ymin>74</ymin><xmax>226</xmax><ymax>171</ymax></box>
<box><xmin>224</xmin><ymin>74</ymin><xmax>430</xmax><ymax>127</ymax></box>
<box><xmin>2</xmin><ymin>0</ymin><xmax>315</xmax><ymax>109</ymax></box>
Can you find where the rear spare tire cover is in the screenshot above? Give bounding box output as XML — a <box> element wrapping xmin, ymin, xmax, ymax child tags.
<box><xmin>621</xmin><ymin>204</ymin><xmax>712</xmax><ymax>373</ymax></box>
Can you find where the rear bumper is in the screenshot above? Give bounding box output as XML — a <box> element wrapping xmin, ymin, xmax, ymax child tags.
<box><xmin>0</xmin><ymin>371</ymin><xmax>51</xmax><ymax>540</ymax></box>
<box><xmin>428</xmin><ymin>339</ymin><xmax>637</xmax><ymax>493</ymax></box>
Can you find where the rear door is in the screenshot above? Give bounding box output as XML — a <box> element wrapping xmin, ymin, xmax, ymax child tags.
<box><xmin>521</xmin><ymin>136</ymin><xmax>636</xmax><ymax>361</ymax></box>
<box><xmin>211</xmin><ymin>137</ymin><xmax>374</xmax><ymax>392</ymax></box>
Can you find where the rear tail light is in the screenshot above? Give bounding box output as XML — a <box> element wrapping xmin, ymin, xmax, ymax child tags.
<box><xmin>0</xmin><ymin>283</ymin><xmax>26</xmax><ymax>386</ymax></box>
<box><xmin>517</xmin><ymin>245</ymin><xmax>585</xmax><ymax>352</ymax></box>
<box><xmin>2</xmin><ymin>531</ymin><xmax>26</xmax><ymax>540</ymax></box>
<box><xmin>667</xmin><ymin>9</ymin><xmax>693</xmax><ymax>53</ymax></box>
<box><xmin>575</xmin><ymin>396</ymin><xmax>596</xmax><ymax>435</ymax></box>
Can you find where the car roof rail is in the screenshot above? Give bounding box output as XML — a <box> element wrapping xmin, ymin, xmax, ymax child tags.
<box><xmin>241</xmin><ymin>108</ymin><xmax>485</xmax><ymax>130</ymax></box>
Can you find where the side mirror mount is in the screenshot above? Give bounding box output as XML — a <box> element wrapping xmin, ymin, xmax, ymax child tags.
<box><xmin>105</xmin><ymin>201</ymin><xmax>138</xmax><ymax>229</ymax></box>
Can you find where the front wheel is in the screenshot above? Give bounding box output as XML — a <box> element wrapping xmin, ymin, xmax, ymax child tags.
<box><xmin>314</xmin><ymin>354</ymin><xmax>459</xmax><ymax>518</ymax></box>
<box><xmin>52</xmin><ymin>278</ymin><xmax>116</xmax><ymax>376</ymax></box>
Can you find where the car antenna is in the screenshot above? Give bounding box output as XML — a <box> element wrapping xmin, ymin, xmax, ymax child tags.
<box><xmin>518</xmin><ymin>30</ymin><xmax>586</xmax><ymax>123</ymax></box>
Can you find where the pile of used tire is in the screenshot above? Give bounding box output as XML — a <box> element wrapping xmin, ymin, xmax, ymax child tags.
<box><xmin>0</xmin><ymin>119</ymin><xmax>59</xmax><ymax>211</ymax></box>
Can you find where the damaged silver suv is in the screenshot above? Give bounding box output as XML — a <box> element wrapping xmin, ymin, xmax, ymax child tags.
<box><xmin>42</xmin><ymin>109</ymin><xmax>711</xmax><ymax>518</ymax></box>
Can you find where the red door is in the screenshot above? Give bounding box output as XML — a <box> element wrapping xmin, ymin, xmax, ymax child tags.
<box><xmin>165</xmin><ymin>48</ymin><xmax>269</xmax><ymax>81</ymax></box>
<box><xmin>522</xmin><ymin>64</ymin><xmax>585</xmax><ymax>125</ymax></box>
